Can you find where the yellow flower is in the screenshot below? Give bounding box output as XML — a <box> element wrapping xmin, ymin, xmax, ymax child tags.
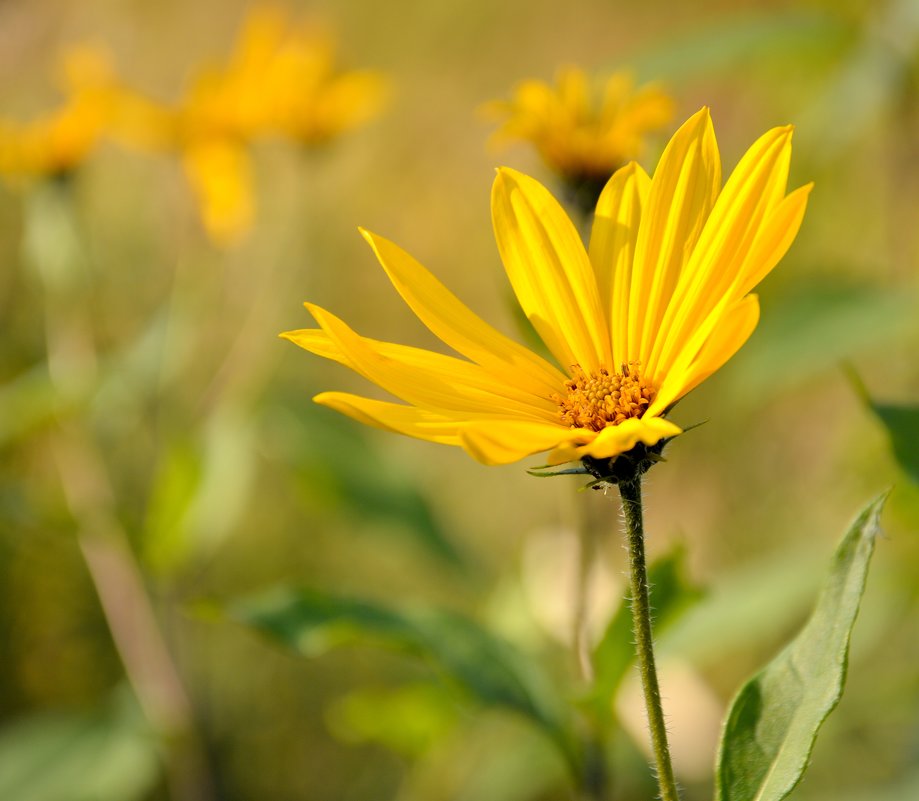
<box><xmin>0</xmin><ymin>45</ymin><xmax>120</xmax><ymax>182</ymax></box>
<box><xmin>264</xmin><ymin>25</ymin><xmax>388</xmax><ymax>146</ymax></box>
<box><xmin>487</xmin><ymin>67</ymin><xmax>674</xmax><ymax>188</ymax></box>
<box><xmin>284</xmin><ymin>109</ymin><xmax>810</xmax><ymax>468</ymax></box>
<box><xmin>182</xmin><ymin>139</ymin><xmax>254</xmax><ymax>248</ymax></box>
<box><xmin>161</xmin><ymin>6</ymin><xmax>386</xmax><ymax>245</ymax></box>
<box><xmin>174</xmin><ymin>6</ymin><xmax>386</xmax><ymax>147</ymax></box>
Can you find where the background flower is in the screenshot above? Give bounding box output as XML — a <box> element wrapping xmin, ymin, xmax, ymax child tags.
<box><xmin>486</xmin><ymin>66</ymin><xmax>674</xmax><ymax>207</ymax></box>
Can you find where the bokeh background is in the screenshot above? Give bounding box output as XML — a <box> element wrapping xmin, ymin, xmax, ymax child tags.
<box><xmin>1</xmin><ymin>1</ymin><xmax>918</xmax><ymax>800</ymax></box>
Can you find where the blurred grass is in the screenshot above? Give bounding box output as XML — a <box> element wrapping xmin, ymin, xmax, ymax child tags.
<box><xmin>1</xmin><ymin>1</ymin><xmax>918</xmax><ymax>800</ymax></box>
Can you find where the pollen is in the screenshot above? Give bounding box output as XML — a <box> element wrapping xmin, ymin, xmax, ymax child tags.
<box><xmin>555</xmin><ymin>362</ymin><xmax>656</xmax><ymax>431</ymax></box>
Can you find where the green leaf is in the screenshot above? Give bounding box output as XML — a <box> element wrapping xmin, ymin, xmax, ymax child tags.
<box><xmin>798</xmin><ymin>0</ymin><xmax>919</xmax><ymax>160</ymax></box>
<box><xmin>729</xmin><ymin>282</ymin><xmax>915</xmax><ymax>407</ymax></box>
<box><xmin>325</xmin><ymin>683</ymin><xmax>458</xmax><ymax>756</ymax></box>
<box><xmin>0</xmin><ymin>365</ymin><xmax>61</xmax><ymax>447</ymax></box>
<box><xmin>865</xmin><ymin>403</ymin><xmax>919</xmax><ymax>484</ymax></box>
<box><xmin>715</xmin><ymin>493</ymin><xmax>887</xmax><ymax>801</ymax></box>
<box><xmin>587</xmin><ymin>545</ymin><xmax>704</xmax><ymax>720</ymax></box>
<box><xmin>142</xmin><ymin>439</ymin><xmax>203</xmax><ymax>573</ymax></box>
<box><xmin>625</xmin><ymin>9</ymin><xmax>850</xmax><ymax>83</ymax></box>
<box><xmin>848</xmin><ymin>366</ymin><xmax>919</xmax><ymax>484</ymax></box>
<box><xmin>269</xmin><ymin>403</ymin><xmax>469</xmax><ymax>570</ymax></box>
<box><xmin>229</xmin><ymin>586</ymin><xmax>569</xmax><ymax>747</ymax></box>
<box><xmin>0</xmin><ymin>690</ymin><xmax>159</xmax><ymax>801</ymax></box>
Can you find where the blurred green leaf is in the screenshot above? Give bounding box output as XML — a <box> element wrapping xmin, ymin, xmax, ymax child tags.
<box><xmin>715</xmin><ymin>493</ymin><xmax>886</xmax><ymax>801</ymax></box>
<box><xmin>230</xmin><ymin>586</ymin><xmax>570</xmax><ymax>750</ymax></box>
<box><xmin>729</xmin><ymin>282</ymin><xmax>915</xmax><ymax>406</ymax></box>
<box><xmin>0</xmin><ymin>691</ymin><xmax>159</xmax><ymax>801</ymax></box>
<box><xmin>0</xmin><ymin>365</ymin><xmax>60</xmax><ymax>447</ymax></box>
<box><xmin>325</xmin><ymin>683</ymin><xmax>458</xmax><ymax>756</ymax></box>
<box><xmin>865</xmin><ymin>403</ymin><xmax>919</xmax><ymax>485</ymax></box>
<box><xmin>627</xmin><ymin>9</ymin><xmax>851</xmax><ymax>83</ymax></box>
<box><xmin>659</xmin><ymin>540</ymin><xmax>824</xmax><ymax>663</ymax></box>
<box><xmin>587</xmin><ymin>545</ymin><xmax>703</xmax><ymax>721</ymax></box>
<box><xmin>799</xmin><ymin>0</ymin><xmax>919</xmax><ymax>159</ymax></box>
<box><xmin>848</xmin><ymin>367</ymin><xmax>919</xmax><ymax>484</ymax></box>
<box><xmin>815</xmin><ymin>769</ymin><xmax>919</xmax><ymax>801</ymax></box>
<box><xmin>182</xmin><ymin>404</ymin><xmax>257</xmax><ymax>559</ymax></box>
<box><xmin>142</xmin><ymin>439</ymin><xmax>204</xmax><ymax>573</ymax></box>
<box><xmin>269</xmin><ymin>403</ymin><xmax>470</xmax><ymax>570</ymax></box>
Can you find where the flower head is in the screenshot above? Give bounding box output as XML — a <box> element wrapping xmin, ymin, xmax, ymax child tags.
<box><xmin>156</xmin><ymin>6</ymin><xmax>388</xmax><ymax>245</ymax></box>
<box><xmin>486</xmin><ymin>67</ymin><xmax>674</xmax><ymax>194</ymax></box>
<box><xmin>0</xmin><ymin>45</ymin><xmax>122</xmax><ymax>183</ymax></box>
<box><xmin>283</xmin><ymin>109</ymin><xmax>811</xmax><ymax>469</ymax></box>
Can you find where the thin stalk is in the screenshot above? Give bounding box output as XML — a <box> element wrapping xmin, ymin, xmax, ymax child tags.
<box><xmin>568</xmin><ymin>480</ymin><xmax>595</xmax><ymax>682</ymax></box>
<box><xmin>618</xmin><ymin>477</ymin><xmax>679</xmax><ymax>801</ymax></box>
<box><xmin>27</xmin><ymin>182</ymin><xmax>214</xmax><ymax>801</ymax></box>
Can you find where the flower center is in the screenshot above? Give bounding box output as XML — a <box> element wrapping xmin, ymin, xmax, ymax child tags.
<box><xmin>555</xmin><ymin>362</ymin><xmax>656</xmax><ymax>431</ymax></box>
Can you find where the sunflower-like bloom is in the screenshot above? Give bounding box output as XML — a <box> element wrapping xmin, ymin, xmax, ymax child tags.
<box><xmin>0</xmin><ymin>46</ymin><xmax>122</xmax><ymax>183</ymax></box>
<box><xmin>161</xmin><ymin>6</ymin><xmax>387</xmax><ymax>245</ymax></box>
<box><xmin>283</xmin><ymin>109</ymin><xmax>811</xmax><ymax>467</ymax></box>
<box><xmin>263</xmin><ymin>26</ymin><xmax>388</xmax><ymax>146</ymax></box>
<box><xmin>487</xmin><ymin>67</ymin><xmax>674</xmax><ymax>192</ymax></box>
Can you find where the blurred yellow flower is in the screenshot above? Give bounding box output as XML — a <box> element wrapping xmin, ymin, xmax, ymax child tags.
<box><xmin>284</xmin><ymin>109</ymin><xmax>811</xmax><ymax>468</ymax></box>
<box><xmin>165</xmin><ymin>5</ymin><xmax>387</xmax><ymax>245</ymax></box>
<box><xmin>0</xmin><ymin>45</ymin><xmax>121</xmax><ymax>182</ymax></box>
<box><xmin>265</xmin><ymin>25</ymin><xmax>388</xmax><ymax>146</ymax></box>
<box><xmin>487</xmin><ymin>67</ymin><xmax>674</xmax><ymax>193</ymax></box>
<box><xmin>182</xmin><ymin>140</ymin><xmax>254</xmax><ymax>248</ymax></box>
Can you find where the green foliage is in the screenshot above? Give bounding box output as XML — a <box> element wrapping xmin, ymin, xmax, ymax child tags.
<box><xmin>0</xmin><ymin>366</ymin><xmax>60</xmax><ymax>447</ymax></box>
<box><xmin>848</xmin><ymin>367</ymin><xmax>919</xmax><ymax>484</ymax></box>
<box><xmin>142</xmin><ymin>439</ymin><xmax>204</xmax><ymax>573</ymax></box>
<box><xmin>229</xmin><ymin>586</ymin><xmax>570</xmax><ymax>752</ymax></box>
<box><xmin>715</xmin><ymin>493</ymin><xmax>886</xmax><ymax>801</ymax></box>
<box><xmin>0</xmin><ymin>690</ymin><xmax>159</xmax><ymax>801</ymax></box>
<box><xmin>325</xmin><ymin>683</ymin><xmax>458</xmax><ymax>756</ymax></box>
<box><xmin>730</xmin><ymin>283</ymin><xmax>915</xmax><ymax>406</ymax></box>
<box><xmin>270</xmin><ymin>403</ymin><xmax>470</xmax><ymax>570</ymax></box>
<box><xmin>587</xmin><ymin>545</ymin><xmax>704</xmax><ymax>720</ymax></box>
<box><xmin>866</xmin><ymin>403</ymin><xmax>919</xmax><ymax>485</ymax></box>
<box><xmin>628</xmin><ymin>9</ymin><xmax>851</xmax><ymax>83</ymax></box>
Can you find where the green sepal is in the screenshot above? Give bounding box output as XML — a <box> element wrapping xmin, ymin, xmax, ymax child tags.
<box><xmin>526</xmin><ymin>466</ymin><xmax>591</xmax><ymax>478</ymax></box>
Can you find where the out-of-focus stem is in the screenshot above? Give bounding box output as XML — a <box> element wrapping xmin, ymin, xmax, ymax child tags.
<box><xmin>28</xmin><ymin>182</ymin><xmax>213</xmax><ymax>801</ymax></box>
<box><xmin>50</xmin><ymin>428</ymin><xmax>214</xmax><ymax>801</ymax></box>
<box><xmin>572</xmin><ymin>497</ymin><xmax>595</xmax><ymax>682</ymax></box>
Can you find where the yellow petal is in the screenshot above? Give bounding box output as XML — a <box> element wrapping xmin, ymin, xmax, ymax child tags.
<box><xmin>677</xmin><ymin>294</ymin><xmax>760</xmax><ymax>400</ymax></box>
<box><xmin>282</xmin><ymin>326</ymin><xmax>557</xmax><ymax>420</ymax></box>
<box><xmin>648</xmin><ymin>125</ymin><xmax>793</xmax><ymax>381</ymax></box>
<box><xmin>647</xmin><ymin>293</ymin><xmax>759</xmax><ymax>416</ymax></box>
<box><xmin>549</xmin><ymin>416</ymin><xmax>681</xmax><ymax>465</ymax></box>
<box><xmin>315</xmin><ymin>391</ymin><xmax>461</xmax><ymax>446</ymax></box>
<box><xmin>588</xmin><ymin>161</ymin><xmax>651</xmax><ymax>367</ymax></box>
<box><xmin>492</xmin><ymin>167</ymin><xmax>611</xmax><ymax>372</ymax></box>
<box><xmin>183</xmin><ymin>139</ymin><xmax>254</xmax><ymax>247</ymax></box>
<box><xmin>737</xmin><ymin>183</ymin><xmax>812</xmax><ymax>297</ymax></box>
<box><xmin>304</xmin><ymin>304</ymin><xmax>553</xmax><ymax>419</ymax></box>
<box><xmin>360</xmin><ymin>229</ymin><xmax>566</xmax><ymax>397</ymax></box>
<box><xmin>459</xmin><ymin>419</ymin><xmax>593</xmax><ymax>466</ymax></box>
<box><xmin>629</xmin><ymin>107</ymin><xmax>720</xmax><ymax>366</ymax></box>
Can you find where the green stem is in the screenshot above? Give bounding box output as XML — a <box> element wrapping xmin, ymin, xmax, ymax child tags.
<box><xmin>618</xmin><ymin>477</ymin><xmax>680</xmax><ymax>801</ymax></box>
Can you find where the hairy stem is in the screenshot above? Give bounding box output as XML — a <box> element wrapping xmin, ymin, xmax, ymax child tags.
<box><xmin>618</xmin><ymin>477</ymin><xmax>679</xmax><ymax>801</ymax></box>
